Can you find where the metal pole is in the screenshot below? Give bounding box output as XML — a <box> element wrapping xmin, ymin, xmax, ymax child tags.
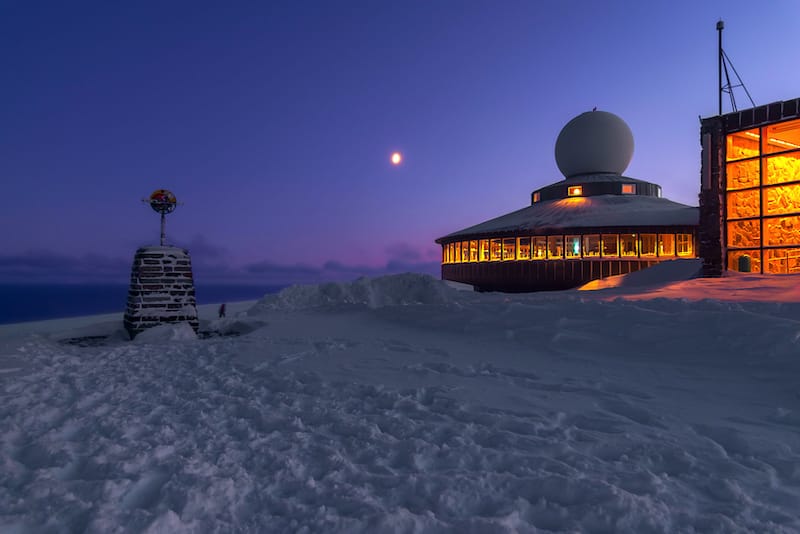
<box><xmin>717</xmin><ymin>20</ymin><xmax>724</xmax><ymax>116</ymax></box>
<box><xmin>160</xmin><ymin>212</ymin><xmax>166</xmax><ymax>246</ymax></box>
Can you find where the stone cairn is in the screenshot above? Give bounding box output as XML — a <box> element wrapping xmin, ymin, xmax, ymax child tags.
<box><xmin>123</xmin><ymin>190</ymin><xmax>199</xmax><ymax>339</ymax></box>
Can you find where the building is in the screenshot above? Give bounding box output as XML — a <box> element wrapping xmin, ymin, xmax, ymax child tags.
<box><xmin>699</xmin><ymin>98</ymin><xmax>800</xmax><ymax>276</ymax></box>
<box><xmin>435</xmin><ymin>110</ymin><xmax>699</xmax><ymax>292</ymax></box>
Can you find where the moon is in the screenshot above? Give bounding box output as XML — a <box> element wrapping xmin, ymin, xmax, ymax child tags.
<box><xmin>390</xmin><ymin>152</ymin><xmax>403</xmax><ymax>165</ymax></box>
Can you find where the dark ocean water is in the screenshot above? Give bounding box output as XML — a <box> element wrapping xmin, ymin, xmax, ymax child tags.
<box><xmin>0</xmin><ymin>284</ymin><xmax>287</xmax><ymax>325</ymax></box>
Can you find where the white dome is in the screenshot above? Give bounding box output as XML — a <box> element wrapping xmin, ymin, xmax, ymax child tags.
<box><xmin>554</xmin><ymin>110</ymin><xmax>634</xmax><ymax>178</ymax></box>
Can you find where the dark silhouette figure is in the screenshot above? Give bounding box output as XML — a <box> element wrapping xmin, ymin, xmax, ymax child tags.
<box><xmin>218</xmin><ymin>303</ymin><xmax>226</xmax><ymax>318</ymax></box>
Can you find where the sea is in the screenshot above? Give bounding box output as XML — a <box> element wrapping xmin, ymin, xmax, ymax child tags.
<box><xmin>0</xmin><ymin>284</ymin><xmax>287</xmax><ymax>325</ymax></box>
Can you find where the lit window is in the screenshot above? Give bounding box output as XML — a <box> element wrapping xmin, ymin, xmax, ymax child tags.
<box><xmin>620</xmin><ymin>234</ymin><xmax>638</xmax><ymax>257</ymax></box>
<box><xmin>639</xmin><ymin>234</ymin><xmax>657</xmax><ymax>257</ymax></box>
<box><xmin>490</xmin><ymin>239</ymin><xmax>502</xmax><ymax>261</ymax></box>
<box><xmin>469</xmin><ymin>240</ymin><xmax>478</xmax><ymax>262</ymax></box>
<box><xmin>517</xmin><ymin>237</ymin><xmax>531</xmax><ymax>260</ymax></box>
<box><xmin>479</xmin><ymin>239</ymin><xmax>489</xmax><ymax>261</ymax></box>
<box><xmin>547</xmin><ymin>236</ymin><xmax>563</xmax><ymax>259</ymax></box>
<box><xmin>567</xmin><ymin>186</ymin><xmax>583</xmax><ymax>196</ymax></box>
<box><xmin>461</xmin><ymin>241</ymin><xmax>470</xmax><ymax>262</ymax></box>
<box><xmin>765</xmin><ymin>118</ymin><xmax>800</xmax><ymax>154</ymax></box>
<box><xmin>565</xmin><ymin>235</ymin><xmax>581</xmax><ymax>258</ymax></box>
<box><xmin>454</xmin><ymin>242</ymin><xmax>461</xmax><ymax>263</ymax></box>
<box><xmin>532</xmin><ymin>237</ymin><xmax>547</xmax><ymax>259</ymax></box>
<box><xmin>658</xmin><ymin>234</ymin><xmax>675</xmax><ymax>256</ymax></box>
<box><xmin>601</xmin><ymin>234</ymin><xmax>618</xmax><ymax>257</ymax></box>
<box><xmin>502</xmin><ymin>238</ymin><xmax>516</xmax><ymax>260</ymax></box>
<box><xmin>533</xmin><ymin>192</ymin><xmax>541</xmax><ymax>203</ymax></box>
<box><xmin>583</xmin><ymin>235</ymin><xmax>600</xmax><ymax>257</ymax></box>
<box><xmin>621</xmin><ymin>184</ymin><xmax>636</xmax><ymax>194</ymax></box>
<box><xmin>677</xmin><ymin>234</ymin><xmax>693</xmax><ymax>256</ymax></box>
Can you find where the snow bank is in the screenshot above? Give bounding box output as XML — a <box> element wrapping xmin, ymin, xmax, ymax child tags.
<box><xmin>247</xmin><ymin>273</ymin><xmax>459</xmax><ymax>314</ymax></box>
<box><xmin>132</xmin><ymin>322</ymin><xmax>198</xmax><ymax>343</ymax></box>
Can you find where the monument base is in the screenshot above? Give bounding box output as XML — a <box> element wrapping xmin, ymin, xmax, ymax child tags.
<box><xmin>123</xmin><ymin>246</ymin><xmax>199</xmax><ymax>339</ymax></box>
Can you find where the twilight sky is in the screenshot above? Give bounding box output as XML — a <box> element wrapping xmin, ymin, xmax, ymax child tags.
<box><xmin>2</xmin><ymin>0</ymin><xmax>800</xmax><ymax>284</ymax></box>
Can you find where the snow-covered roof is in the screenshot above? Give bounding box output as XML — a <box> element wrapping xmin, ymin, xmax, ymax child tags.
<box><xmin>438</xmin><ymin>195</ymin><xmax>699</xmax><ymax>241</ymax></box>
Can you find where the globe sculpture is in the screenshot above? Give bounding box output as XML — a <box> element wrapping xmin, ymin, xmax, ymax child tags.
<box><xmin>147</xmin><ymin>189</ymin><xmax>178</xmax><ymax>246</ymax></box>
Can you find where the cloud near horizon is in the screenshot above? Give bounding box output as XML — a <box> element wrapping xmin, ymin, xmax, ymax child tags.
<box><xmin>0</xmin><ymin>249</ymin><xmax>440</xmax><ymax>286</ymax></box>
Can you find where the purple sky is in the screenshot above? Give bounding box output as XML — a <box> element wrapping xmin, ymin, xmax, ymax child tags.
<box><xmin>2</xmin><ymin>0</ymin><xmax>800</xmax><ymax>284</ymax></box>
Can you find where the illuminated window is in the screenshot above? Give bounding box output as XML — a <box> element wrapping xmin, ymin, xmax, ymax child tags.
<box><xmin>764</xmin><ymin>152</ymin><xmax>800</xmax><ymax>186</ymax></box>
<box><xmin>502</xmin><ymin>238</ymin><xmax>516</xmax><ymax>260</ymax></box>
<box><xmin>601</xmin><ymin>234</ymin><xmax>618</xmax><ymax>257</ymax></box>
<box><xmin>726</xmin><ymin>159</ymin><xmax>760</xmax><ymax>191</ymax></box>
<box><xmin>547</xmin><ymin>236</ymin><xmax>563</xmax><ymax>259</ymax></box>
<box><xmin>469</xmin><ymin>240</ymin><xmax>478</xmax><ymax>262</ymax></box>
<box><xmin>533</xmin><ymin>192</ymin><xmax>541</xmax><ymax>203</ymax></box>
<box><xmin>442</xmin><ymin>245</ymin><xmax>447</xmax><ymax>263</ymax></box>
<box><xmin>658</xmin><ymin>234</ymin><xmax>675</xmax><ymax>256</ymax></box>
<box><xmin>454</xmin><ymin>242</ymin><xmax>461</xmax><ymax>263</ymax></box>
<box><xmin>621</xmin><ymin>184</ymin><xmax>636</xmax><ymax>194</ymax></box>
<box><xmin>532</xmin><ymin>237</ymin><xmax>547</xmax><ymax>259</ymax></box>
<box><xmin>640</xmin><ymin>234</ymin><xmax>657</xmax><ymax>257</ymax></box>
<box><xmin>620</xmin><ymin>234</ymin><xmax>638</xmax><ymax>257</ymax></box>
<box><xmin>764</xmin><ymin>118</ymin><xmax>800</xmax><ymax>154</ymax></box>
<box><xmin>676</xmin><ymin>234</ymin><xmax>693</xmax><ymax>256</ymax></box>
<box><xmin>517</xmin><ymin>237</ymin><xmax>531</xmax><ymax>260</ymax></box>
<box><xmin>728</xmin><ymin>250</ymin><xmax>761</xmax><ymax>272</ymax></box>
<box><xmin>479</xmin><ymin>239</ymin><xmax>489</xmax><ymax>261</ymax></box>
<box><xmin>583</xmin><ymin>234</ymin><xmax>600</xmax><ymax>257</ymax></box>
<box><xmin>726</xmin><ymin>128</ymin><xmax>760</xmax><ymax>161</ymax></box>
<box><xmin>490</xmin><ymin>239</ymin><xmax>502</xmax><ymax>261</ymax></box>
<box><xmin>727</xmin><ymin>220</ymin><xmax>760</xmax><ymax>248</ymax></box>
<box><xmin>727</xmin><ymin>189</ymin><xmax>760</xmax><ymax>219</ymax></box>
<box><xmin>567</xmin><ymin>185</ymin><xmax>583</xmax><ymax>196</ymax></box>
<box><xmin>764</xmin><ymin>216</ymin><xmax>800</xmax><ymax>247</ymax></box>
<box><xmin>565</xmin><ymin>235</ymin><xmax>581</xmax><ymax>258</ymax></box>
<box><xmin>461</xmin><ymin>241</ymin><xmax>470</xmax><ymax>262</ymax></box>
<box><xmin>765</xmin><ymin>248</ymin><xmax>800</xmax><ymax>273</ymax></box>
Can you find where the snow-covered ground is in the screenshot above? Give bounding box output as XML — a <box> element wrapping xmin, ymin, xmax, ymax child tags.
<box><xmin>1</xmin><ymin>261</ymin><xmax>799</xmax><ymax>533</ymax></box>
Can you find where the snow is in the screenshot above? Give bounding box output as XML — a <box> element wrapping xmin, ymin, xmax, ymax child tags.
<box><xmin>1</xmin><ymin>271</ymin><xmax>800</xmax><ymax>532</ymax></box>
<box><xmin>439</xmin><ymin>194</ymin><xmax>698</xmax><ymax>240</ymax></box>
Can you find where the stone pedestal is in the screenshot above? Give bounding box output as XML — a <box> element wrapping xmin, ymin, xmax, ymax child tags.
<box><xmin>123</xmin><ymin>246</ymin><xmax>199</xmax><ymax>339</ymax></box>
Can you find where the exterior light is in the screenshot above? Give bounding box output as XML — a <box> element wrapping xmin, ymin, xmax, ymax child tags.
<box><xmin>621</xmin><ymin>184</ymin><xmax>636</xmax><ymax>194</ymax></box>
<box><xmin>568</xmin><ymin>186</ymin><xmax>583</xmax><ymax>196</ymax></box>
<box><xmin>533</xmin><ymin>192</ymin><xmax>541</xmax><ymax>203</ymax></box>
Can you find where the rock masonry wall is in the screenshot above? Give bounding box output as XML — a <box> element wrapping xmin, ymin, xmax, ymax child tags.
<box><xmin>123</xmin><ymin>246</ymin><xmax>199</xmax><ymax>338</ymax></box>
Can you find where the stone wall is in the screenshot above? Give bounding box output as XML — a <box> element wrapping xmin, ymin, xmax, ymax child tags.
<box><xmin>699</xmin><ymin>117</ymin><xmax>725</xmax><ymax>277</ymax></box>
<box><xmin>123</xmin><ymin>246</ymin><xmax>199</xmax><ymax>339</ymax></box>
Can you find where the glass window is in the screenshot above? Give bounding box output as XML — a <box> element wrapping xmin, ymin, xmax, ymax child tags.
<box><xmin>764</xmin><ymin>215</ymin><xmax>800</xmax><ymax>247</ymax></box>
<box><xmin>640</xmin><ymin>234</ymin><xmax>657</xmax><ymax>257</ymax></box>
<box><xmin>547</xmin><ymin>236</ymin><xmax>563</xmax><ymax>259</ymax></box>
<box><xmin>620</xmin><ymin>234</ymin><xmax>637</xmax><ymax>257</ymax></box>
<box><xmin>479</xmin><ymin>239</ymin><xmax>489</xmax><ymax>261</ymax></box>
<box><xmin>728</xmin><ymin>249</ymin><xmax>761</xmax><ymax>272</ymax></box>
<box><xmin>442</xmin><ymin>245</ymin><xmax>447</xmax><ymax>263</ymax></box>
<box><xmin>727</xmin><ymin>189</ymin><xmax>760</xmax><ymax>219</ymax></box>
<box><xmin>533</xmin><ymin>192</ymin><xmax>541</xmax><ymax>203</ymax></box>
<box><xmin>764</xmin><ymin>153</ymin><xmax>800</xmax><ymax>186</ymax></box>
<box><xmin>567</xmin><ymin>186</ymin><xmax>583</xmax><ymax>196</ymax></box>
<box><xmin>601</xmin><ymin>234</ymin><xmax>618</xmax><ymax>257</ymax></box>
<box><xmin>764</xmin><ymin>118</ymin><xmax>800</xmax><ymax>154</ymax></box>
<box><xmin>764</xmin><ymin>248</ymin><xmax>800</xmax><ymax>273</ymax></box>
<box><xmin>490</xmin><ymin>239</ymin><xmax>502</xmax><ymax>261</ymax></box>
<box><xmin>727</xmin><ymin>220</ymin><xmax>760</xmax><ymax>248</ymax></box>
<box><xmin>502</xmin><ymin>238</ymin><xmax>515</xmax><ymax>260</ymax></box>
<box><xmin>468</xmin><ymin>240</ymin><xmax>478</xmax><ymax>262</ymax></box>
<box><xmin>763</xmin><ymin>185</ymin><xmax>800</xmax><ymax>216</ymax></box>
<box><xmin>517</xmin><ymin>237</ymin><xmax>531</xmax><ymax>260</ymax></box>
<box><xmin>658</xmin><ymin>234</ymin><xmax>675</xmax><ymax>256</ymax></box>
<box><xmin>532</xmin><ymin>237</ymin><xmax>547</xmax><ymax>259</ymax></box>
<box><xmin>677</xmin><ymin>234</ymin><xmax>693</xmax><ymax>257</ymax></box>
<box><xmin>460</xmin><ymin>241</ymin><xmax>469</xmax><ymax>262</ymax></box>
<box><xmin>583</xmin><ymin>234</ymin><xmax>600</xmax><ymax>257</ymax></box>
<box><xmin>454</xmin><ymin>242</ymin><xmax>461</xmax><ymax>263</ymax></box>
<box><xmin>621</xmin><ymin>184</ymin><xmax>636</xmax><ymax>194</ymax></box>
<box><xmin>565</xmin><ymin>235</ymin><xmax>581</xmax><ymax>258</ymax></box>
<box><xmin>726</xmin><ymin>159</ymin><xmax>760</xmax><ymax>191</ymax></box>
<box><xmin>726</xmin><ymin>128</ymin><xmax>760</xmax><ymax>161</ymax></box>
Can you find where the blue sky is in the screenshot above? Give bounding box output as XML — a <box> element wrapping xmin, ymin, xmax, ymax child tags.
<box><xmin>2</xmin><ymin>0</ymin><xmax>800</xmax><ymax>283</ymax></box>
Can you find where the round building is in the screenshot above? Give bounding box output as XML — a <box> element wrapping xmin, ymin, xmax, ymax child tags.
<box><xmin>436</xmin><ymin>110</ymin><xmax>700</xmax><ymax>292</ymax></box>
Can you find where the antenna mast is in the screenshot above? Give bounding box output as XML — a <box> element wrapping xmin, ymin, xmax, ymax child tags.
<box><xmin>717</xmin><ymin>20</ymin><xmax>755</xmax><ymax>115</ymax></box>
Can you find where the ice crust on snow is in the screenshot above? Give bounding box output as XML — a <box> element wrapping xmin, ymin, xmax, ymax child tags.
<box><xmin>132</xmin><ymin>322</ymin><xmax>198</xmax><ymax>343</ymax></box>
<box><xmin>1</xmin><ymin>272</ymin><xmax>800</xmax><ymax>532</ymax></box>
